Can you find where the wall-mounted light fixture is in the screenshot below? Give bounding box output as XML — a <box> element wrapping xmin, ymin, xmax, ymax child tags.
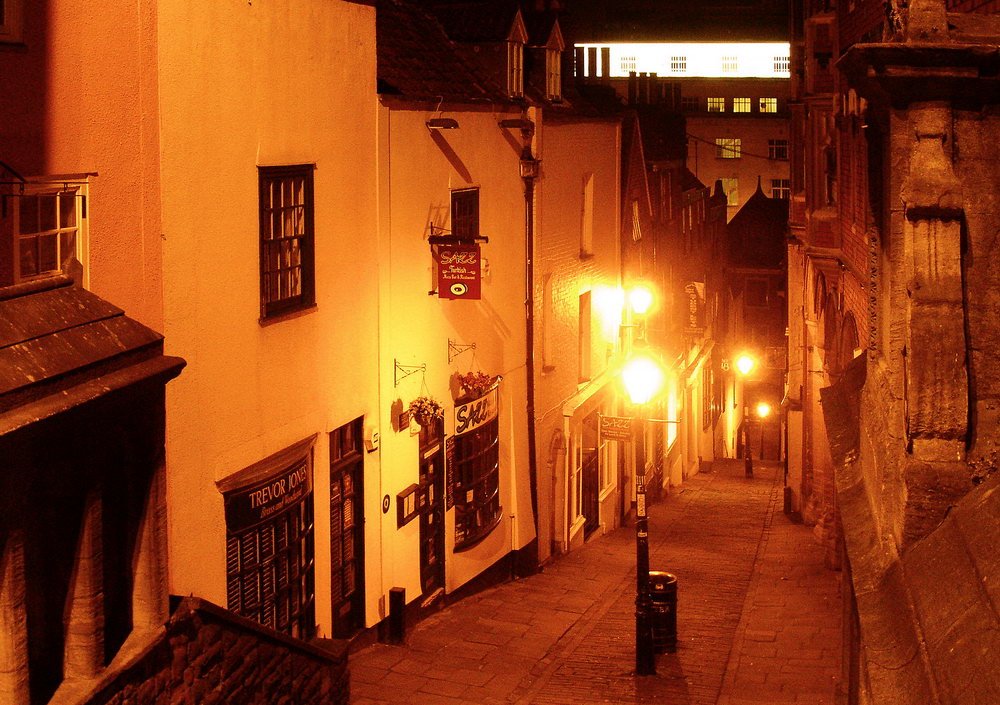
<box><xmin>519</xmin><ymin>156</ymin><xmax>540</xmax><ymax>180</ymax></box>
<box><xmin>426</xmin><ymin>117</ymin><xmax>460</xmax><ymax>130</ymax></box>
<box><xmin>499</xmin><ymin>117</ymin><xmax>535</xmax><ymax>135</ymax></box>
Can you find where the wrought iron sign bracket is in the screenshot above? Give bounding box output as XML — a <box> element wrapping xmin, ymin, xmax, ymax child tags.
<box><xmin>394</xmin><ymin>359</ymin><xmax>426</xmax><ymax>387</ymax></box>
<box><xmin>448</xmin><ymin>339</ymin><xmax>477</xmax><ymax>363</ymax></box>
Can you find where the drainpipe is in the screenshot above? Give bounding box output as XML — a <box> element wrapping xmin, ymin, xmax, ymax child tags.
<box><xmin>520</xmin><ymin>127</ymin><xmax>540</xmax><ymax>559</ymax></box>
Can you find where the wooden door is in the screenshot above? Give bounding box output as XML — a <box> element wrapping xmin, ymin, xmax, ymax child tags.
<box><xmin>330</xmin><ymin>418</ymin><xmax>364</xmax><ymax>638</ymax></box>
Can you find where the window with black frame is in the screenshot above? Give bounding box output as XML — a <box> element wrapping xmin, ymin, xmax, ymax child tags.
<box><xmin>258</xmin><ymin>164</ymin><xmax>315</xmax><ymax>319</ymax></box>
<box><xmin>453</xmin><ymin>387</ymin><xmax>501</xmax><ymax>550</ymax></box>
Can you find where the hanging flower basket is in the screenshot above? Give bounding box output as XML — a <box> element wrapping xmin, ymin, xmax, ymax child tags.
<box><xmin>456</xmin><ymin>371</ymin><xmax>499</xmax><ymax>402</ymax></box>
<box><xmin>408</xmin><ymin>396</ymin><xmax>443</xmax><ymax>427</ymax></box>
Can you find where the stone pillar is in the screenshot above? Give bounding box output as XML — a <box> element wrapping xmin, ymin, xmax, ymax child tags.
<box><xmin>900</xmin><ymin>103</ymin><xmax>967</xmax><ymax>462</ymax></box>
<box><xmin>132</xmin><ymin>459</ymin><xmax>169</xmax><ymax>630</ymax></box>
<box><xmin>0</xmin><ymin>531</ymin><xmax>30</xmax><ymax>705</ymax></box>
<box><xmin>63</xmin><ymin>491</ymin><xmax>104</xmax><ymax>680</ymax></box>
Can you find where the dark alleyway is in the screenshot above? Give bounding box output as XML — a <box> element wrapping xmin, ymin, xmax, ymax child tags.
<box><xmin>349</xmin><ymin>460</ymin><xmax>842</xmax><ymax>705</ymax></box>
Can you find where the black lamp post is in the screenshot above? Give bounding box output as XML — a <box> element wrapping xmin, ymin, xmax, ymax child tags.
<box><xmin>622</xmin><ymin>354</ymin><xmax>664</xmax><ymax>676</ymax></box>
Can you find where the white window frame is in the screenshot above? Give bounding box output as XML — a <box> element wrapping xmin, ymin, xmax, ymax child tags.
<box><xmin>768</xmin><ymin>139</ymin><xmax>789</xmax><ymax>160</ymax></box>
<box><xmin>770</xmin><ymin>179</ymin><xmax>791</xmax><ymax>200</ymax></box>
<box><xmin>733</xmin><ymin>97</ymin><xmax>751</xmax><ymax>113</ymax></box>
<box><xmin>5</xmin><ymin>179</ymin><xmax>89</xmax><ymax>286</ymax></box>
<box><xmin>507</xmin><ymin>41</ymin><xmax>524</xmax><ymax>97</ymax></box>
<box><xmin>774</xmin><ymin>56</ymin><xmax>790</xmax><ymax>74</ymax></box>
<box><xmin>722</xmin><ymin>55</ymin><xmax>738</xmax><ymax>73</ymax></box>
<box><xmin>670</xmin><ymin>56</ymin><xmax>687</xmax><ymax>73</ymax></box>
<box><xmin>546</xmin><ymin>48</ymin><xmax>562</xmax><ymax>100</ymax></box>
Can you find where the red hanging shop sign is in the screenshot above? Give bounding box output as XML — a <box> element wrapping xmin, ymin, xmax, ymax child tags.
<box><xmin>435</xmin><ymin>244</ymin><xmax>482</xmax><ymax>300</ymax></box>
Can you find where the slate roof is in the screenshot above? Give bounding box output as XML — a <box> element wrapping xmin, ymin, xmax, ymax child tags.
<box><xmin>377</xmin><ymin>0</ymin><xmax>511</xmax><ymax>103</ymax></box>
<box><xmin>0</xmin><ymin>279</ymin><xmax>184</xmax><ymax>436</ymax></box>
<box><xmin>726</xmin><ymin>180</ymin><xmax>788</xmax><ymax>268</ymax></box>
<box><xmin>414</xmin><ymin>0</ymin><xmax>523</xmax><ymax>42</ymax></box>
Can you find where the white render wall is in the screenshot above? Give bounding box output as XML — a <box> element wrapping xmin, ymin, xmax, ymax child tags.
<box><xmin>377</xmin><ymin>103</ymin><xmax>537</xmax><ymax>601</ymax></box>
<box><xmin>157</xmin><ymin>0</ymin><xmax>380</xmax><ymax>638</ymax></box>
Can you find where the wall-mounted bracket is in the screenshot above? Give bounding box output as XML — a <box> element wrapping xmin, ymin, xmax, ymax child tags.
<box><xmin>448</xmin><ymin>339</ymin><xmax>477</xmax><ymax>363</ymax></box>
<box><xmin>394</xmin><ymin>359</ymin><xmax>426</xmax><ymax>387</ymax></box>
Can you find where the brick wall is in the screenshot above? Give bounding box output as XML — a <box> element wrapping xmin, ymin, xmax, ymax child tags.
<box><xmin>83</xmin><ymin>597</ymin><xmax>348</xmax><ymax>705</ymax></box>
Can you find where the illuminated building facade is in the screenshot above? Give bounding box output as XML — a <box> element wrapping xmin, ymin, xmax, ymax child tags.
<box><xmin>787</xmin><ymin>0</ymin><xmax>1000</xmax><ymax>701</ymax></box>
<box><xmin>574</xmin><ymin>41</ymin><xmax>791</xmax><ymax>219</ymax></box>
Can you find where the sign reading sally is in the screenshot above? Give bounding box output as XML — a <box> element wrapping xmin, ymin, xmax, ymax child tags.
<box><xmin>455</xmin><ymin>384</ymin><xmax>498</xmax><ymax>435</ymax></box>
<box><xmin>435</xmin><ymin>244</ymin><xmax>482</xmax><ymax>300</ymax></box>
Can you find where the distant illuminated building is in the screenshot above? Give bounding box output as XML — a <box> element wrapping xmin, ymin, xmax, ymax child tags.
<box><xmin>574</xmin><ymin>42</ymin><xmax>791</xmax><ymax>220</ymax></box>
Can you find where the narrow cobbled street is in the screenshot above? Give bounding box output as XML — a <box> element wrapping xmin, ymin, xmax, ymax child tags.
<box><xmin>350</xmin><ymin>460</ymin><xmax>842</xmax><ymax>705</ymax></box>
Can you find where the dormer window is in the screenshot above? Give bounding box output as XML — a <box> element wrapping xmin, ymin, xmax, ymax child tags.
<box><xmin>546</xmin><ymin>48</ymin><xmax>562</xmax><ymax>101</ymax></box>
<box><xmin>507</xmin><ymin>41</ymin><xmax>524</xmax><ymax>97</ymax></box>
<box><xmin>1</xmin><ymin>180</ymin><xmax>87</xmax><ymax>287</ymax></box>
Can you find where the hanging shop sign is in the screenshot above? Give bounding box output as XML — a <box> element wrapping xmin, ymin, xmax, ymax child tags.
<box><xmin>435</xmin><ymin>244</ymin><xmax>482</xmax><ymax>300</ymax></box>
<box><xmin>685</xmin><ymin>282</ymin><xmax>705</xmax><ymax>332</ymax></box>
<box><xmin>223</xmin><ymin>456</ymin><xmax>312</xmax><ymax>533</ymax></box>
<box><xmin>599</xmin><ymin>414</ymin><xmax>634</xmax><ymax>442</ymax></box>
<box><xmin>454</xmin><ymin>384</ymin><xmax>499</xmax><ymax>435</ymax></box>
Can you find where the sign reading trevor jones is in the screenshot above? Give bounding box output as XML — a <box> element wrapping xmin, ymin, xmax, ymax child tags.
<box><xmin>435</xmin><ymin>244</ymin><xmax>482</xmax><ymax>300</ymax></box>
<box><xmin>224</xmin><ymin>458</ymin><xmax>312</xmax><ymax>532</ymax></box>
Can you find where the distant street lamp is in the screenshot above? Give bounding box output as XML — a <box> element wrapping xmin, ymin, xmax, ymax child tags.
<box><xmin>735</xmin><ymin>352</ymin><xmax>757</xmax><ymax>479</ymax></box>
<box><xmin>756</xmin><ymin>401</ymin><xmax>772</xmax><ymax>460</ymax></box>
<box><xmin>622</xmin><ymin>353</ymin><xmax>666</xmax><ymax>676</ymax></box>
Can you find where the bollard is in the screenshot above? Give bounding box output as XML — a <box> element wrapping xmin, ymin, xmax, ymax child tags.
<box><xmin>388</xmin><ymin>587</ymin><xmax>406</xmax><ymax>644</ymax></box>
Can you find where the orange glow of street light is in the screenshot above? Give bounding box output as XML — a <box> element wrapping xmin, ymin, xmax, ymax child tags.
<box><xmin>622</xmin><ymin>354</ymin><xmax>665</xmax><ymax>405</ymax></box>
<box><xmin>735</xmin><ymin>353</ymin><xmax>756</xmax><ymax>376</ymax></box>
<box><xmin>628</xmin><ymin>284</ymin><xmax>655</xmax><ymax>316</ymax></box>
<box><xmin>756</xmin><ymin>401</ymin><xmax>772</xmax><ymax>419</ymax></box>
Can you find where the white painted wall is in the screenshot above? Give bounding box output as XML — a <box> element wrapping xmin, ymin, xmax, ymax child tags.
<box><xmin>157</xmin><ymin>0</ymin><xmax>380</xmax><ymax>639</ymax></box>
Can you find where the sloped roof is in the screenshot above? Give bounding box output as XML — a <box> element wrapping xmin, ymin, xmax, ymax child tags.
<box><xmin>680</xmin><ymin>168</ymin><xmax>705</xmax><ymax>193</ymax></box>
<box><xmin>0</xmin><ymin>279</ymin><xmax>184</xmax><ymax>436</ymax></box>
<box><xmin>727</xmin><ymin>180</ymin><xmax>788</xmax><ymax>268</ymax></box>
<box><xmin>416</xmin><ymin>0</ymin><xmax>525</xmax><ymax>43</ymax></box>
<box><xmin>377</xmin><ymin>0</ymin><xmax>511</xmax><ymax>103</ymax></box>
<box><xmin>634</xmin><ymin>107</ymin><xmax>686</xmax><ymax>162</ymax></box>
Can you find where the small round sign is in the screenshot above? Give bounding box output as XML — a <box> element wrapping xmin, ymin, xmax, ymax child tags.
<box><xmin>382</xmin><ymin>495</ymin><xmax>390</xmax><ymax>514</ymax></box>
<box><xmin>450</xmin><ymin>282</ymin><xmax>468</xmax><ymax>296</ymax></box>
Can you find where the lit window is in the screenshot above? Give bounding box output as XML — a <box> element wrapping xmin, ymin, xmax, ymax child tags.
<box><xmin>768</xmin><ymin>139</ymin><xmax>789</xmax><ymax>160</ymax></box>
<box><xmin>0</xmin><ymin>0</ymin><xmax>23</xmax><ymax>43</ymax></box>
<box><xmin>774</xmin><ymin>56</ymin><xmax>790</xmax><ymax>73</ymax></box>
<box><xmin>579</xmin><ymin>291</ymin><xmax>592</xmax><ymax>382</ymax></box>
<box><xmin>707</xmin><ymin>97</ymin><xmax>725</xmax><ymax>112</ymax></box>
<box><xmin>722</xmin><ymin>55</ymin><xmax>738</xmax><ymax>73</ymax></box>
<box><xmin>507</xmin><ymin>41</ymin><xmax>524</xmax><ymax>97</ymax></box>
<box><xmin>770</xmin><ymin>179</ymin><xmax>791</xmax><ymax>199</ymax></box>
<box><xmin>715</xmin><ymin>138</ymin><xmax>742</xmax><ymax>159</ymax></box>
<box><xmin>733</xmin><ymin>97</ymin><xmax>751</xmax><ymax>113</ymax></box>
<box><xmin>621</xmin><ymin>55</ymin><xmax>636</xmax><ymax>74</ymax></box>
<box><xmin>259</xmin><ymin>165</ymin><xmax>315</xmax><ymax>319</ymax></box>
<box><xmin>451</xmin><ymin>187</ymin><xmax>480</xmax><ymax>238</ymax></box>
<box><xmin>670</xmin><ymin>56</ymin><xmax>687</xmax><ymax>73</ymax></box>
<box><xmin>759</xmin><ymin>97</ymin><xmax>778</xmax><ymax>113</ymax></box>
<box><xmin>3</xmin><ymin>183</ymin><xmax>86</xmax><ymax>286</ymax></box>
<box><xmin>721</xmin><ymin>177</ymin><xmax>739</xmax><ymax>206</ymax></box>
<box><xmin>681</xmin><ymin>96</ymin><xmax>700</xmax><ymax>112</ymax></box>
<box><xmin>546</xmin><ymin>48</ymin><xmax>562</xmax><ymax>100</ymax></box>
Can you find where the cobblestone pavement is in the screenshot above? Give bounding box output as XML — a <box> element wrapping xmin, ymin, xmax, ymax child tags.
<box><xmin>349</xmin><ymin>460</ymin><xmax>842</xmax><ymax>705</ymax></box>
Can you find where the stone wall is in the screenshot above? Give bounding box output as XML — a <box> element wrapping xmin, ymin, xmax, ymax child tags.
<box><xmin>82</xmin><ymin>598</ymin><xmax>348</xmax><ymax>705</ymax></box>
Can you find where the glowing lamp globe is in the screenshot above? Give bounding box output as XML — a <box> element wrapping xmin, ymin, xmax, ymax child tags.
<box><xmin>735</xmin><ymin>354</ymin><xmax>756</xmax><ymax>376</ymax></box>
<box><xmin>756</xmin><ymin>402</ymin><xmax>772</xmax><ymax>419</ymax></box>
<box><xmin>628</xmin><ymin>285</ymin><xmax>655</xmax><ymax>316</ymax></box>
<box><xmin>622</xmin><ymin>355</ymin><xmax>665</xmax><ymax>405</ymax></box>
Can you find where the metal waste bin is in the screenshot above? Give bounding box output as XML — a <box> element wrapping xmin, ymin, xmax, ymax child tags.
<box><xmin>648</xmin><ymin>571</ymin><xmax>677</xmax><ymax>653</ymax></box>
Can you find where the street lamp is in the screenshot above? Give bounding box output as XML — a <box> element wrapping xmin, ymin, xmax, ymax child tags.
<box><xmin>622</xmin><ymin>353</ymin><xmax>665</xmax><ymax>676</ymax></box>
<box><xmin>735</xmin><ymin>352</ymin><xmax>757</xmax><ymax>479</ymax></box>
<box><xmin>756</xmin><ymin>402</ymin><xmax>771</xmax><ymax>460</ymax></box>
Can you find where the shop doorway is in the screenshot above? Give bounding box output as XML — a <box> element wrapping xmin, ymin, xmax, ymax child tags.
<box><xmin>330</xmin><ymin>418</ymin><xmax>365</xmax><ymax>638</ymax></box>
<box><xmin>418</xmin><ymin>421</ymin><xmax>445</xmax><ymax>601</ymax></box>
